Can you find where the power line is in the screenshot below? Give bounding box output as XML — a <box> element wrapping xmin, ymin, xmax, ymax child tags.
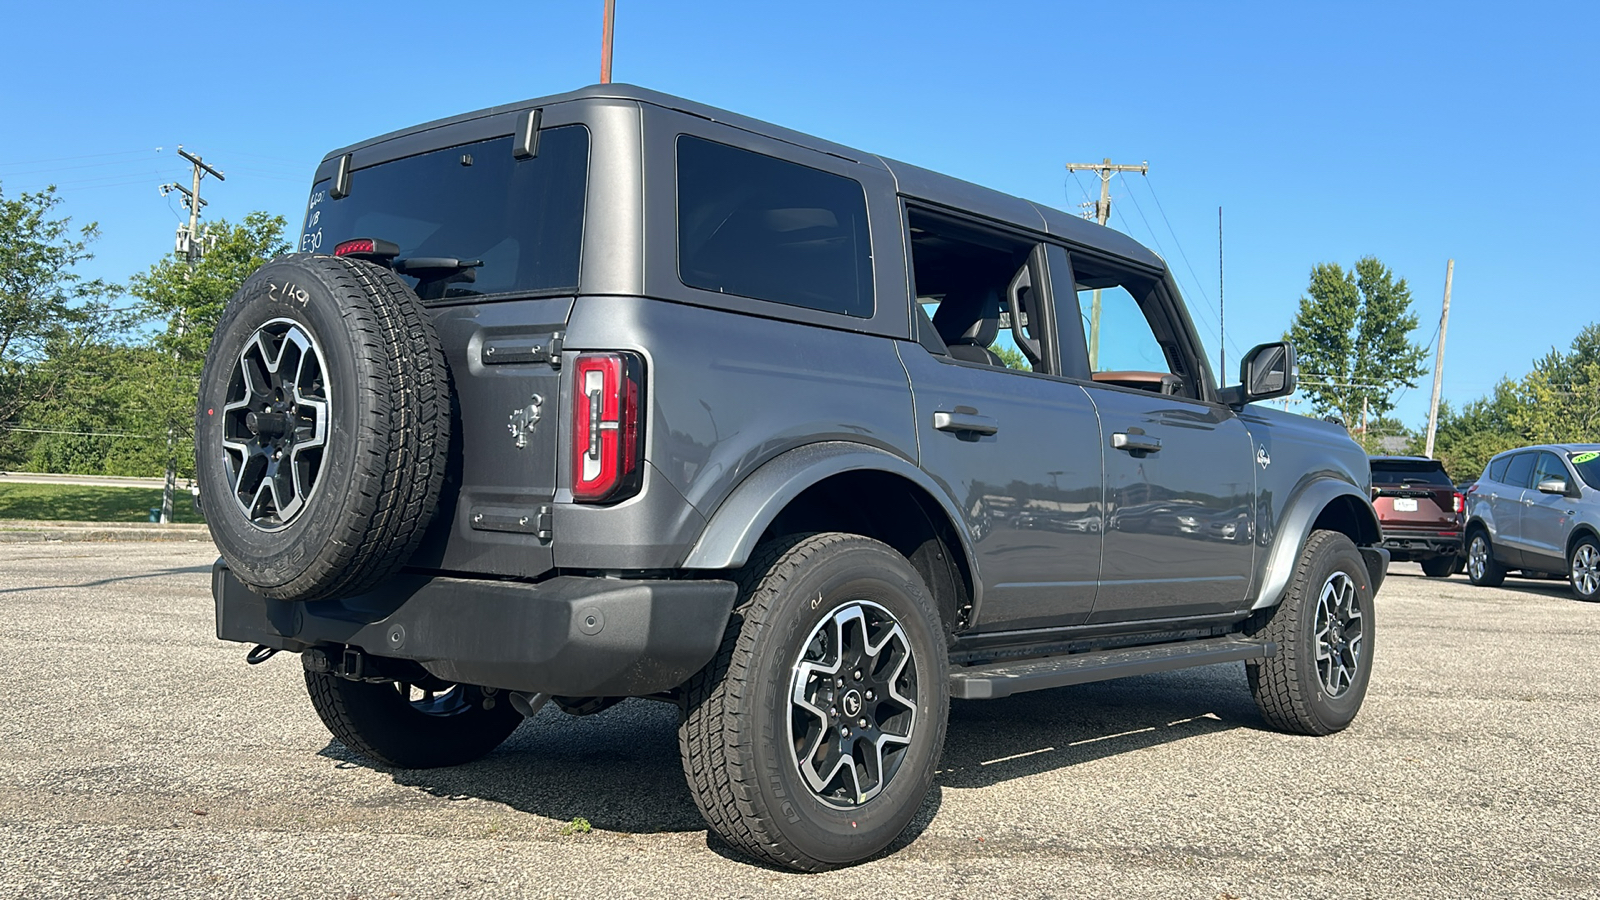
<box><xmin>0</xmin><ymin>148</ymin><xmax>161</xmax><ymax>168</ymax></box>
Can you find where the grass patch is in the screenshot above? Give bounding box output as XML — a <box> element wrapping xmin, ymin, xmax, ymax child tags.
<box><xmin>0</xmin><ymin>484</ymin><xmax>206</xmax><ymax>524</ymax></box>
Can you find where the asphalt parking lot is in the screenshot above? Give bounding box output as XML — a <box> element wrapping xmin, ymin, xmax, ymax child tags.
<box><xmin>1</xmin><ymin>542</ymin><xmax>1595</xmax><ymax>899</ymax></box>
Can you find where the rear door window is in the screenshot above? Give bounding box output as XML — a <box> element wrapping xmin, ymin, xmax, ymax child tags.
<box><xmin>676</xmin><ymin>135</ymin><xmax>873</xmax><ymax>317</ymax></box>
<box><xmin>303</xmin><ymin>125</ymin><xmax>589</xmax><ymax>300</ymax></box>
<box><xmin>1503</xmin><ymin>452</ymin><xmax>1537</xmax><ymax>489</ymax></box>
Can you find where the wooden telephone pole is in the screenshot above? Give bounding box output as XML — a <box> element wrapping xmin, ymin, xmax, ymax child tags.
<box><xmin>157</xmin><ymin>147</ymin><xmax>224</xmax><ymax>524</ymax></box>
<box><xmin>1065</xmin><ymin>158</ymin><xmax>1148</xmax><ymax>368</ymax></box>
<box><xmin>1423</xmin><ymin>259</ymin><xmax>1455</xmax><ymax>459</ymax></box>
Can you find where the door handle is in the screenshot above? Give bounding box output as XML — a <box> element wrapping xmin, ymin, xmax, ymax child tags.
<box><xmin>933</xmin><ymin>410</ymin><xmax>998</xmax><ymax>436</ymax></box>
<box><xmin>1112</xmin><ymin>432</ymin><xmax>1162</xmax><ymax>455</ymax></box>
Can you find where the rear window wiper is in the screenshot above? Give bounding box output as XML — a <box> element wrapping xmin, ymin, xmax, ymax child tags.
<box><xmin>393</xmin><ymin>257</ymin><xmax>484</xmax><ymax>281</ymax></box>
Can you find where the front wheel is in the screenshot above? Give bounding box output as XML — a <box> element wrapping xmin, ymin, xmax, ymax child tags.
<box><xmin>305</xmin><ymin>668</ymin><xmax>522</xmax><ymax>768</ymax></box>
<box><xmin>1247</xmin><ymin>530</ymin><xmax>1376</xmax><ymax>736</ymax></box>
<box><xmin>678</xmin><ymin>533</ymin><xmax>949</xmax><ymax>871</ymax></box>
<box><xmin>1466</xmin><ymin>530</ymin><xmax>1507</xmax><ymax>587</ymax></box>
<box><xmin>1569</xmin><ymin>536</ymin><xmax>1600</xmax><ymax>602</ymax></box>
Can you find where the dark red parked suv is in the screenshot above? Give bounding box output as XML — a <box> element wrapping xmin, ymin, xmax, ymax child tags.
<box><xmin>1370</xmin><ymin>456</ymin><xmax>1464</xmax><ymax>577</ymax></box>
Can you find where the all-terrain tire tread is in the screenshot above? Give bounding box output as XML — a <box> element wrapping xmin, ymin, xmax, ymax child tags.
<box><xmin>1247</xmin><ymin>529</ymin><xmax>1354</xmax><ymax>736</ymax></box>
<box><xmin>198</xmin><ymin>254</ymin><xmax>449</xmax><ymax>602</ymax></box>
<box><xmin>677</xmin><ymin>532</ymin><xmax>854</xmax><ymax>872</ymax></box>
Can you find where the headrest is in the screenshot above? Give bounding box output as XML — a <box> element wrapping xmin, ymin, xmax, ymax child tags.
<box><xmin>932</xmin><ymin>287</ymin><xmax>1002</xmax><ymax>347</ymax></box>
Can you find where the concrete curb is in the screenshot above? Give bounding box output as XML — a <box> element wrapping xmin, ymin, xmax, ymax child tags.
<box><xmin>0</xmin><ymin>520</ymin><xmax>213</xmax><ymax>543</ymax></box>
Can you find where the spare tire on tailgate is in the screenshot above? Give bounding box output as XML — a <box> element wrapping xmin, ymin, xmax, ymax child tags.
<box><xmin>195</xmin><ymin>253</ymin><xmax>449</xmax><ymax>602</ymax></box>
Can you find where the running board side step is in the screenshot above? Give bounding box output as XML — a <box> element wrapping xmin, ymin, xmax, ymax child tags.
<box><xmin>949</xmin><ymin>636</ymin><xmax>1275</xmax><ymax>700</ymax></box>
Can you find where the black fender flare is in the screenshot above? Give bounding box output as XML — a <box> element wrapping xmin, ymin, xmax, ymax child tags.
<box><xmin>1251</xmin><ymin>476</ymin><xmax>1385</xmax><ymax>609</ymax></box>
<box><xmin>681</xmin><ymin>441</ymin><xmax>983</xmax><ymax>606</ymax></box>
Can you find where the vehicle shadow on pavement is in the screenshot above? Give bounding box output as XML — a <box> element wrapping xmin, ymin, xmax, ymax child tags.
<box><xmin>315</xmin><ymin>665</ymin><xmax>1258</xmax><ymax>851</ymax></box>
<box><xmin>317</xmin><ymin>697</ymin><xmax>708</xmax><ymax>834</ymax></box>
<box><xmin>937</xmin><ymin>662</ymin><xmax>1258</xmax><ymax>789</ymax></box>
<box><xmin>1395</xmin><ymin>570</ymin><xmax>1580</xmax><ymax>602</ymax></box>
<box><xmin>0</xmin><ymin>564</ymin><xmax>215</xmax><ymax>596</ymax></box>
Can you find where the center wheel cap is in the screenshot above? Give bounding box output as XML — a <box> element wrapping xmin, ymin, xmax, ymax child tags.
<box><xmin>841</xmin><ymin>689</ymin><xmax>863</xmax><ymax>718</ymax></box>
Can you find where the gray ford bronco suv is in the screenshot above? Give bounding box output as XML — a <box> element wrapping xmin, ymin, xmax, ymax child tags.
<box><xmin>199</xmin><ymin>84</ymin><xmax>1387</xmax><ymax>870</ymax></box>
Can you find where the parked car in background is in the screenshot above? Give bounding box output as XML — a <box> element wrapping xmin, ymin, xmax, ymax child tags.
<box><xmin>1370</xmin><ymin>456</ymin><xmax>1464</xmax><ymax>577</ymax></box>
<box><xmin>1464</xmin><ymin>444</ymin><xmax>1600</xmax><ymax>601</ymax></box>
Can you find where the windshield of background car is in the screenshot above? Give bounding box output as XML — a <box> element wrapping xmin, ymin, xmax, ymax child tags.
<box><xmin>1370</xmin><ymin>459</ymin><xmax>1452</xmax><ymax>486</ymax></box>
<box><xmin>300</xmin><ymin>125</ymin><xmax>589</xmax><ymax>299</ymax></box>
<box><xmin>1569</xmin><ymin>450</ymin><xmax>1600</xmax><ymax>489</ymax></box>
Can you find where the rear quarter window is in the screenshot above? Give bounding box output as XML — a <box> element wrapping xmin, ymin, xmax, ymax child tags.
<box><xmin>1487</xmin><ymin>455</ymin><xmax>1510</xmax><ymax>483</ymax></box>
<box><xmin>675</xmin><ymin>135</ymin><xmax>873</xmax><ymax>318</ymax></box>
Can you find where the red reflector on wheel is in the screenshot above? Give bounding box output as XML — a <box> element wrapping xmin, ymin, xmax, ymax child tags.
<box><xmin>572</xmin><ymin>352</ymin><xmax>645</xmax><ymax>503</ymax></box>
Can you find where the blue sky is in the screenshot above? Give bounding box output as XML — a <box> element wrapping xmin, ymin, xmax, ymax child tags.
<box><xmin>4</xmin><ymin>1</ymin><xmax>1594</xmax><ymax>431</ymax></box>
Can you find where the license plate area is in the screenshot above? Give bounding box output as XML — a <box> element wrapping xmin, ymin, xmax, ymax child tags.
<box><xmin>1392</xmin><ymin>498</ymin><xmax>1418</xmax><ymax>512</ymax></box>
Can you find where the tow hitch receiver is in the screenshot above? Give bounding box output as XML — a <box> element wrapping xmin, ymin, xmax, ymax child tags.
<box><xmin>301</xmin><ymin>646</ymin><xmax>395</xmax><ymax>684</ymax></box>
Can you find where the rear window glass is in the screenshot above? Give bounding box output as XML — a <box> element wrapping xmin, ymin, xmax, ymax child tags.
<box><xmin>300</xmin><ymin>125</ymin><xmax>588</xmax><ymax>299</ymax></box>
<box><xmin>676</xmin><ymin>135</ymin><xmax>873</xmax><ymax>317</ymax></box>
<box><xmin>1369</xmin><ymin>459</ymin><xmax>1452</xmax><ymax>486</ymax></box>
<box><xmin>1569</xmin><ymin>450</ymin><xmax>1600</xmax><ymax>489</ymax></box>
<box><xmin>1487</xmin><ymin>455</ymin><xmax>1510</xmax><ymax>482</ymax></box>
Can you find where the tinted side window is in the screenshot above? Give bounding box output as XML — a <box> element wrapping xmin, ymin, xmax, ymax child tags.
<box><xmin>305</xmin><ymin>126</ymin><xmax>588</xmax><ymax>299</ymax></box>
<box><xmin>676</xmin><ymin>136</ymin><xmax>873</xmax><ymax>317</ymax></box>
<box><xmin>1487</xmin><ymin>455</ymin><xmax>1510</xmax><ymax>483</ymax></box>
<box><xmin>1503</xmin><ymin>452</ymin><xmax>1537</xmax><ymax>489</ymax></box>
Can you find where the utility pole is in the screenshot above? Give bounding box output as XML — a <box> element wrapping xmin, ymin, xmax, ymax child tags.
<box><xmin>1423</xmin><ymin>259</ymin><xmax>1455</xmax><ymax>459</ymax></box>
<box><xmin>1065</xmin><ymin>158</ymin><xmax>1148</xmax><ymax>368</ymax></box>
<box><xmin>156</xmin><ymin>147</ymin><xmax>225</xmax><ymax>524</ymax></box>
<box><xmin>600</xmin><ymin>0</ymin><xmax>616</xmax><ymax>84</ymax></box>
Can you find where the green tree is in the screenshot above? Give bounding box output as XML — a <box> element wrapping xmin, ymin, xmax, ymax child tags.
<box><xmin>1408</xmin><ymin>380</ymin><xmax>1525</xmax><ymax>480</ymax></box>
<box><xmin>1509</xmin><ymin>323</ymin><xmax>1600</xmax><ymax>444</ymax></box>
<box><xmin>122</xmin><ymin>213</ymin><xmax>290</xmax><ymax>478</ymax></box>
<box><xmin>0</xmin><ymin>184</ymin><xmax>120</xmax><ymax>456</ymax></box>
<box><xmin>1287</xmin><ymin>257</ymin><xmax>1429</xmax><ymax>427</ymax></box>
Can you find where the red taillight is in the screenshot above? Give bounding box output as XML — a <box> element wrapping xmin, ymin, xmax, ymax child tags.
<box><xmin>334</xmin><ymin>238</ymin><xmax>374</xmax><ymax>256</ymax></box>
<box><xmin>572</xmin><ymin>352</ymin><xmax>645</xmax><ymax>503</ymax></box>
<box><xmin>1453</xmin><ymin>492</ymin><xmax>1465</xmax><ymax>513</ymax></box>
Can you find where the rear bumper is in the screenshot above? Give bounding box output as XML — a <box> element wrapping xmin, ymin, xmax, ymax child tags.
<box><xmin>213</xmin><ymin>562</ymin><xmax>738</xmax><ymax>696</ymax></box>
<box><xmin>1378</xmin><ymin>529</ymin><xmax>1462</xmax><ymax>560</ymax></box>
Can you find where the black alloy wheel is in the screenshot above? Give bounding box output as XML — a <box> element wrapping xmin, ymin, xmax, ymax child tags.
<box><xmin>788</xmin><ymin>600</ymin><xmax>920</xmax><ymax>808</ymax></box>
<box><xmin>221</xmin><ymin>319</ymin><xmax>330</xmax><ymax>529</ymax></box>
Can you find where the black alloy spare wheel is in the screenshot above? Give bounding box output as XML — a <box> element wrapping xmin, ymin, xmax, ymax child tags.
<box><xmin>222</xmin><ymin>319</ymin><xmax>329</xmax><ymax>529</ymax></box>
<box><xmin>194</xmin><ymin>253</ymin><xmax>451</xmax><ymax>603</ymax></box>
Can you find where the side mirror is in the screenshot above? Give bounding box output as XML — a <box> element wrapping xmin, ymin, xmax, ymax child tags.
<box><xmin>1537</xmin><ymin>478</ymin><xmax>1570</xmax><ymax>496</ymax></box>
<box><xmin>1219</xmin><ymin>341</ymin><xmax>1297</xmax><ymax>409</ymax></box>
